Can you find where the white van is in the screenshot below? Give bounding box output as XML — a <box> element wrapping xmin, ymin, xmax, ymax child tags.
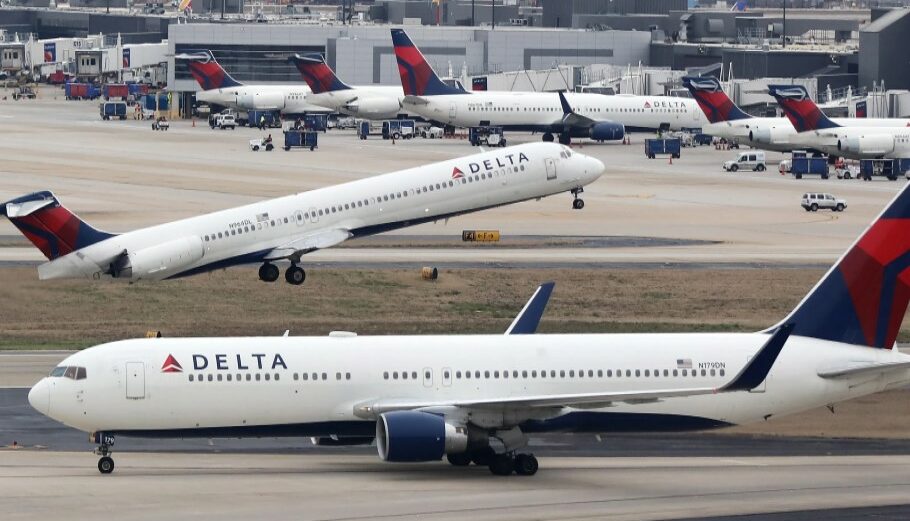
<box><xmin>723</xmin><ymin>151</ymin><xmax>767</xmax><ymax>172</ymax></box>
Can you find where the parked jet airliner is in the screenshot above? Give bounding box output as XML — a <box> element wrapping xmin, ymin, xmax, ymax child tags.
<box><xmin>392</xmin><ymin>29</ymin><xmax>708</xmax><ymax>145</ymax></box>
<box><xmin>29</xmin><ymin>183</ymin><xmax>910</xmax><ymax>475</ymax></box>
<box><xmin>175</xmin><ymin>50</ymin><xmax>330</xmax><ymax>114</ymax></box>
<box><xmin>683</xmin><ymin>76</ymin><xmax>910</xmax><ymax>153</ymax></box>
<box><xmin>288</xmin><ymin>53</ymin><xmax>418</xmax><ymax>120</ymax></box>
<box><xmin>769</xmin><ymin>84</ymin><xmax>910</xmax><ymax>160</ymax></box>
<box><xmin>1</xmin><ymin>143</ymin><xmax>602</xmax><ymax>284</ymax></box>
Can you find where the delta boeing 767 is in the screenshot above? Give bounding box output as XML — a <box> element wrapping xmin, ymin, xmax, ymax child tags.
<box><xmin>2</xmin><ymin>143</ymin><xmax>603</xmax><ymax>285</ymax></box>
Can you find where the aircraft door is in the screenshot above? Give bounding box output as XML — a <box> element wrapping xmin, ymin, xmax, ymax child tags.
<box><xmin>449</xmin><ymin>102</ymin><xmax>457</xmax><ymax>122</ymax></box>
<box><xmin>308</xmin><ymin>207</ymin><xmax>318</xmax><ymax>224</ymax></box>
<box><xmin>125</xmin><ymin>362</ymin><xmax>146</xmax><ymax>400</ymax></box>
<box><xmin>545</xmin><ymin>157</ymin><xmax>557</xmax><ymax>180</ymax></box>
<box><xmin>422</xmin><ymin>367</ymin><xmax>433</xmax><ymax>388</ymax></box>
<box><xmin>442</xmin><ymin>367</ymin><xmax>452</xmax><ymax>387</ymax></box>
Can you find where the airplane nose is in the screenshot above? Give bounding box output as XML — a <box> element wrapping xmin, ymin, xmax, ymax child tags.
<box><xmin>584</xmin><ymin>155</ymin><xmax>605</xmax><ymax>180</ymax></box>
<box><xmin>28</xmin><ymin>379</ymin><xmax>49</xmax><ymax>416</ymax></box>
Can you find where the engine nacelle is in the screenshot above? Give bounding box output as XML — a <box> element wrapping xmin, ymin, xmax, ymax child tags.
<box><xmin>111</xmin><ymin>236</ymin><xmax>204</xmax><ymax>280</ymax></box>
<box><xmin>748</xmin><ymin>126</ymin><xmax>788</xmax><ymax>145</ymax></box>
<box><xmin>589</xmin><ymin>121</ymin><xmax>625</xmax><ymax>142</ymax></box>
<box><xmin>376</xmin><ymin>411</ymin><xmax>468</xmax><ymax>462</ymax></box>
<box><xmin>839</xmin><ymin>134</ymin><xmax>895</xmax><ymax>157</ymax></box>
<box><xmin>344</xmin><ymin>97</ymin><xmax>402</xmax><ymax>119</ymax></box>
<box><xmin>236</xmin><ymin>91</ymin><xmax>285</xmax><ymax>111</ymax></box>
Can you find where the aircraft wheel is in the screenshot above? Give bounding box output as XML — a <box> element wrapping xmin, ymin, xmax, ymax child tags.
<box><xmin>542</xmin><ymin>133</ymin><xmax>554</xmax><ymax>142</ymax></box>
<box><xmin>514</xmin><ymin>454</ymin><xmax>538</xmax><ymax>476</ymax></box>
<box><xmin>572</xmin><ymin>198</ymin><xmax>585</xmax><ymax>210</ymax></box>
<box><xmin>259</xmin><ymin>263</ymin><xmax>280</xmax><ymax>282</ymax></box>
<box><xmin>98</xmin><ymin>456</ymin><xmax>114</xmax><ymax>474</ymax></box>
<box><xmin>446</xmin><ymin>453</ymin><xmax>472</xmax><ymax>467</ymax></box>
<box><xmin>488</xmin><ymin>454</ymin><xmax>514</xmax><ymax>476</ymax></box>
<box><xmin>285</xmin><ymin>265</ymin><xmax>306</xmax><ymax>285</ymax></box>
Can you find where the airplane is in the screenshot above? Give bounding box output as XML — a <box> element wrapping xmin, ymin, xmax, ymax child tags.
<box><xmin>683</xmin><ymin>76</ymin><xmax>910</xmax><ymax>153</ymax></box>
<box><xmin>1</xmin><ymin>143</ymin><xmax>603</xmax><ymax>285</ymax></box>
<box><xmin>175</xmin><ymin>50</ymin><xmax>330</xmax><ymax>115</ymax></box>
<box><xmin>288</xmin><ymin>53</ymin><xmax>417</xmax><ymax>121</ymax></box>
<box><xmin>769</xmin><ymin>84</ymin><xmax>910</xmax><ymax>160</ymax></box>
<box><xmin>28</xmin><ymin>182</ymin><xmax>910</xmax><ymax>475</ymax></box>
<box><xmin>392</xmin><ymin>28</ymin><xmax>708</xmax><ymax>145</ymax></box>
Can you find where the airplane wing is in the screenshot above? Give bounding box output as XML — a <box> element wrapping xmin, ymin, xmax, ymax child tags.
<box><xmin>817</xmin><ymin>360</ymin><xmax>910</xmax><ymax>379</ymax></box>
<box><xmin>263</xmin><ymin>228</ymin><xmax>352</xmax><ymax>261</ymax></box>
<box><xmin>505</xmin><ymin>282</ymin><xmax>555</xmax><ymax>335</ymax></box>
<box><xmin>355</xmin><ymin>324</ymin><xmax>792</xmax><ymax>418</ymax></box>
<box><xmin>558</xmin><ymin>91</ymin><xmax>597</xmax><ymax>129</ymax></box>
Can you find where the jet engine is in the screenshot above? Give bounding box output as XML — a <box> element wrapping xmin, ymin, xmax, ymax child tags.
<box><xmin>110</xmin><ymin>236</ymin><xmax>204</xmax><ymax>281</ymax></box>
<box><xmin>376</xmin><ymin>411</ymin><xmax>468</xmax><ymax>462</ymax></box>
<box><xmin>838</xmin><ymin>134</ymin><xmax>894</xmax><ymax>157</ymax></box>
<box><xmin>748</xmin><ymin>126</ymin><xmax>788</xmax><ymax>145</ymax></box>
<box><xmin>343</xmin><ymin>97</ymin><xmax>402</xmax><ymax>119</ymax></box>
<box><xmin>236</xmin><ymin>92</ymin><xmax>285</xmax><ymax>111</ymax></box>
<box><xmin>589</xmin><ymin>122</ymin><xmax>625</xmax><ymax>142</ymax></box>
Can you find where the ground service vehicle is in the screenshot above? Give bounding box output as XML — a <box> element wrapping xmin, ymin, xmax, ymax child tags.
<box><xmin>801</xmin><ymin>193</ymin><xmax>846</xmax><ymax>212</ymax></box>
<box><xmin>469</xmin><ymin>126</ymin><xmax>506</xmax><ymax>147</ymax></box>
<box><xmin>100</xmin><ymin>102</ymin><xmax>127</xmax><ymax>120</ymax></box>
<box><xmin>382</xmin><ymin>119</ymin><xmax>415</xmax><ymax>140</ymax></box>
<box><xmin>645</xmin><ymin>138</ymin><xmax>681</xmax><ymax>159</ymax></box>
<box><xmin>724</xmin><ymin>151</ymin><xmax>766</xmax><ymax>172</ymax></box>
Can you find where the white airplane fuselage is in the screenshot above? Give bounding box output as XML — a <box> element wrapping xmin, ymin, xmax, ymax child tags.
<box><xmin>705</xmin><ymin>117</ymin><xmax>910</xmax><ymax>153</ymax></box>
<box><xmin>405</xmin><ymin>92</ymin><xmax>709</xmax><ymax>132</ymax></box>
<box><xmin>195</xmin><ymin>84</ymin><xmax>330</xmax><ymax>114</ymax></box>
<box><xmin>37</xmin><ymin>143</ymin><xmax>603</xmax><ymax>281</ymax></box>
<box><xmin>305</xmin><ymin>85</ymin><xmax>419</xmax><ymax>120</ymax></box>
<box><xmin>30</xmin><ymin>333</ymin><xmax>910</xmax><ymax>437</ymax></box>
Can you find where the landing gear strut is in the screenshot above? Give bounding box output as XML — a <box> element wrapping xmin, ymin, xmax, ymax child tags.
<box><xmin>93</xmin><ymin>432</ymin><xmax>115</xmax><ymax>474</ymax></box>
<box><xmin>285</xmin><ymin>264</ymin><xmax>306</xmax><ymax>285</ymax></box>
<box><xmin>258</xmin><ymin>263</ymin><xmax>280</xmax><ymax>282</ymax></box>
<box><xmin>571</xmin><ymin>187</ymin><xmax>585</xmax><ymax>210</ymax></box>
<box><xmin>558</xmin><ymin>133</ymin><xmax>572</xmax><ymax>145</ymax></box>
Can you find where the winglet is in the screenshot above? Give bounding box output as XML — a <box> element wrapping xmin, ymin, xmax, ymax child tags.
<box><xmin>558</xmin><ymin>91</ymin><xmax>573</xmax><ymax>115</ymax></box>
<box><xmin>505</xmin><ymin>282</ymin><xmax>556</xmax><ymax>335</ymax></box>
<box><xmin>721</xmin><ymin>324</ymin><xmax>793</xmax><ymax>392</ymax></box>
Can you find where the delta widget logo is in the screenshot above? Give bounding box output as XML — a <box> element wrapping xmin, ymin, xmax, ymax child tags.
<box><xmin>161</xmin><ymin>354</ymin><xmax>183</xmax><ymax>373</ymax></box>
<box><xmin>451</xmin><ymin>167</ymin><xmax>465</xmax><ymax>179</ymax></box>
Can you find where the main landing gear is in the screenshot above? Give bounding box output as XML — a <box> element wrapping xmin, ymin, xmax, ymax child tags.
<box><xmin>571</xmin><ymin>187</ymin><xmax>585</xmax><ymax>210</ymax></box>
<box><xmin>93</xmin><ymin>432</ymin><xmax>115</xmax><ymax>474</ymax></box>
<box><xmin>259</xmin><ymin>263</ymin><xmax>306</xmax><ymax>285</ymax></box>
<box><xmin>446</xmin><ymin>447</ymin><xmax>539</xmax><ymax>476</ymax></box>
<box><xmin>542</xmin><ymin>132</ymin><xmax>554</xmax><ymax>142</ymax></box>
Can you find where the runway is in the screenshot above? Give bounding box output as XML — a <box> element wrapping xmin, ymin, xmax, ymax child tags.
<box><xmin>3</xmin><ymin>450</ymin><xmax>910</xmax><ymax>521</ymax></box>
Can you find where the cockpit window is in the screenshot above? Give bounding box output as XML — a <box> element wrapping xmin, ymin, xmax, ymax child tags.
<box><xmin>49</xmin><ymin>366</ymin><xmax>87</xmax><ymax>380</ymax></box>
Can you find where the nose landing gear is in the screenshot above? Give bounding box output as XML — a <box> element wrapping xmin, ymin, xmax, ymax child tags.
<box><xmin>93</xmin><ymin>432</ymin><xmax>115</xmax><ymax>474</ymax></box>
<box><xmin>571</xmin><ymin>187</ymin><xmax>585</xmax><ymax>210</ymax></box>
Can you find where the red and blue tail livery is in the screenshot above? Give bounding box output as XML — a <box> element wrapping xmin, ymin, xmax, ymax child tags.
<box><xmin>768</xmin><ymin>84</ymin><xmax>839</xmax><ymax>132</ymax></box>
<box><xmin>783</xmin><ymin>183</ymin><xmax>910</xmax><ymax>348</ymax></box>
<box><xmin>1</xmin><ymin>191</ymin><xmax>115</xmax><ymax>261</ymax></box>
<box><xmin>391</xmin><ymin>28</ymin><xmax>466</xmax><ymax>97</ymax></box>
<box><xmin>681</xmin><ymin>76</ymin><xmax>751</xmax><ymax>123</ymax></box>
<box><xmin>288</xmin><ymin>54</ymin><xmax>351</xmax><ymax>94</ymax></box>
<box><xmin>176</xmin><ymin>50</ymin><xmax>243</xmax><ymax>90</ymax></box>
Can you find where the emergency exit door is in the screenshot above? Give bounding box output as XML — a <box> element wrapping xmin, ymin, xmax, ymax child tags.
<box><xmin>125</xmin><ymin>362</ymin><xmax>146</xmax><ymax>399</ymax></box>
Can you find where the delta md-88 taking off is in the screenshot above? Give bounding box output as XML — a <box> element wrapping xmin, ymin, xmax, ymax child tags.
<box><xmin>29</xmin><ymin>182</ymin><xmax>910</xmax><ymax>476</ymax></box>
<box><xmin>1</xmin><ymin>143</ymin><xmax>603</xmax><ymax>284</ymax></box>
